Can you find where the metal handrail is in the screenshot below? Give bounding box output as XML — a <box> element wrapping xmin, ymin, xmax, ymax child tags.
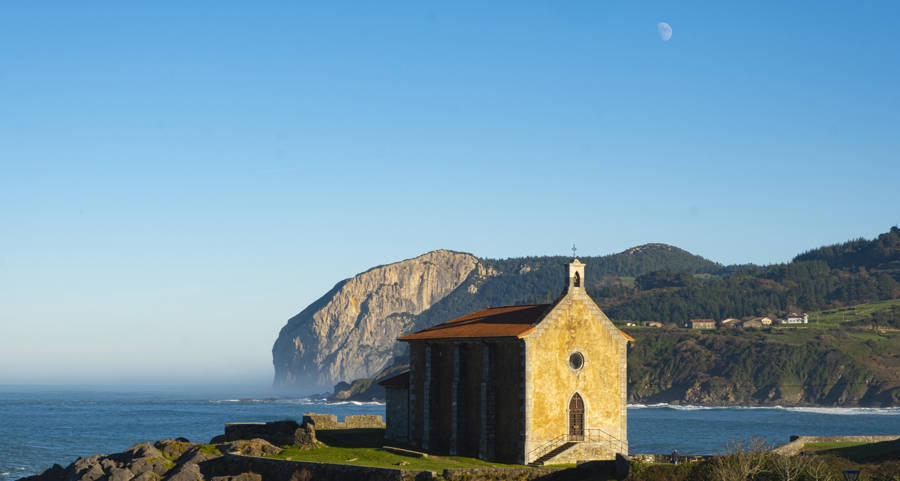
<box><xmin>583</xmin><ymin>428</ymin><xmax>627</xmax><ymax>453</ymax></box>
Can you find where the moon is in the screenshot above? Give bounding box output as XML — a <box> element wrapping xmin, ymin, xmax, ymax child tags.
<box><xmin>657</xmin><ymin>22</ymin><xmax>672</xmax><ymax>41</ymax></box>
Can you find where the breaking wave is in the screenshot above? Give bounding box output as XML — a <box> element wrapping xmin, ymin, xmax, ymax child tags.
<box><xmin>209</xmin><ymin>397</ymin><xmax>384</xmax><ymax>406</ymax></box>
<box><xmin>627</xmin><ymin>403</ymin><xmax>900</xmax><ymax>415</ymax></box>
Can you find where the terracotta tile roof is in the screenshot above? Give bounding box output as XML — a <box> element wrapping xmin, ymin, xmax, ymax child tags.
<box><xmin>398</xmin><ymin>303</ymin><xmax>636</xmax><ymax>343</ymax></box>
<box><xmin>397</xmin><ymin>304</ymin><xmax>551</xmax><ymax>341</ymax></box>
<box><xmin>377</xmin><ymin>370</ymin><xmax>410</xmax><ymax>389</ymax></box>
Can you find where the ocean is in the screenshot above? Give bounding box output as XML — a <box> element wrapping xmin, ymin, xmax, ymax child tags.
<box><xmin>1</xmin><ymin>386</ymin><xmax>898</xmax><ymax>478</ymax></box>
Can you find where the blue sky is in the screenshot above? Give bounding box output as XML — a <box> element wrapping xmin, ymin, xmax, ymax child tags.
<box><xmin>1</xmin><ymin>2</ymin><xmax>898</xmax><ymax>385</ymax></box>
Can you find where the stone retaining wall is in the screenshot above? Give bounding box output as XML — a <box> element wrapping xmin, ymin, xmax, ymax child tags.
<box><xmin>302</xmin><ymin>413</ymin><xmax>386</xmax><ymax>429</ymax></box>
<box><xmin>629</xmin><ymin>453</ymin><xmax>709</xmax><ymax>464</ymax></box>
<box><xmin>213</xmin><ymin>455</ymin><xmax>619</xmax><ymax>481</ymax></box>
<box><xmin>441</xmin><ymin>466</ymin><xmax>572</xmax><ymax>481</ymax></box>
<box><xmin>224</xmin><ymin>420</ymin><xmax>317</xmax><ymax>448</ymax></box>
<box><xmin>346</xmin><ymin>414</ymin><xmax>387</xmax><ymax>428</ymax></box>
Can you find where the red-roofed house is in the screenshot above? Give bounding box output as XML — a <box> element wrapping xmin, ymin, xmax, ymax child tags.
<box><xmin>689</xmin><ymin>318</ymin><xmax>716</xmax><ymax>329</ymax></box>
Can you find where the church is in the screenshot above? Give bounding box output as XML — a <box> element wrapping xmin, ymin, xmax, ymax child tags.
<box><xmin>379</xmin><ymin>259</ymin><xmax>632</xmax><ymax>465</ymax></box>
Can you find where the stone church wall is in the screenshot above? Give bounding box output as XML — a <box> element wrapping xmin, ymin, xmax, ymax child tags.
<box><xmin>461</xmin><ymin>342</ymin><xmax>484</xmax><ymax>457</ymax></box>
<box><xmin>384</xmin><ymin>388</ymin><xmax>409</xmax><ymax>442</ymax></box>
<box><xmin>523</xmin><ymin>290</ymin><xmax>628</xmax><ymax>463</ymax></box>
<box><xmin>406</xmin><ymin>340</ymin><xmax>526</xmax><ymax>463</ymax></box>
<box><xmin>494</xmin><ymin>340</ymin><xmax>525</xmax><ymax>463</ymax></box>
<box><xmin>410</xmin><ymin>342</ymin><xmax>426</xmax><ymax>445</ymax></box>
<box><xmin>434</xmin><ymin>342</ymin><xmax>455</xmax><ymax>453</ymax></box>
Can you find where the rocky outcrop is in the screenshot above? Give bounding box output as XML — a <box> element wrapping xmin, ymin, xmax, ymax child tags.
<box><xmin>21</xmin><ymin>423</ymin><xmax>330</xmax><ymax>481</ymax></box>
<box><xmin>19</xmin><ymin>439</ymin><xmax>218</xmax><ymax>481</ymax></box>
<box><xmin>219</xmin><ymin>439</ymin><xmax>282</xmax><ymax>457</ymax></box>
<box><xmin>272</xmin><ymin>250</ymin><xmax>478</xmax><ymax>391</ymax></box>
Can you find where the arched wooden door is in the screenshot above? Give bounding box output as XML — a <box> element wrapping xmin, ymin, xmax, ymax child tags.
<box><xmin>568</xmin><ymin>393</ymin><xmax>584</xmax><ymax>441</ymax></box>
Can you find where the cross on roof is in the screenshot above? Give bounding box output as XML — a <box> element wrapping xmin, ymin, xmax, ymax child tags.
<box><xmin>572</xmin><ymin>244</ymin><xmax>577</xmax><ymax>259</ymax></box>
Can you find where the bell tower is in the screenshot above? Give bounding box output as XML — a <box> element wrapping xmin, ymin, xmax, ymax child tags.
<box><xmin>568</xmin><ymin>258</ymin><xmax>585</xmax><ymax>291</ymax></box>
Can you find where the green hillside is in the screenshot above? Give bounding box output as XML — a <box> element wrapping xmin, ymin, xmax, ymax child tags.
<box><xmin>810</xmin><ymin>298</ymin><xmax>900</xmax><ymax>327</ymax></box>
<box><xmin>625</xmin><ymin>327</ymin><xmax>900</xmax><ymax>406</ymax></box>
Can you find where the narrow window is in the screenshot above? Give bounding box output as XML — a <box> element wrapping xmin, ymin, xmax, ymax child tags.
<box><xmin>573</xmin><ymin>271</ymin><xmax>581</xmax><ymax>287</ymax></box>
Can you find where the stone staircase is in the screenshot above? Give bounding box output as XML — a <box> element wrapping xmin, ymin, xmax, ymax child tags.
<box><xmin>531</xmin><ymin>441</ymin><xmax>578</xmax><ymax>466</ymax></box>
<box><xmin>527</xmin><ymin>427</ymin><xmax>626</xmax><ymax>466</ymax></box>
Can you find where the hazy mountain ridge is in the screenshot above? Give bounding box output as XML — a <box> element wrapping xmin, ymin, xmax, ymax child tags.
<box><xmin>272</xmin><ymin>249</ymin><xmax>479</xmax><ymax>391</ymax></box>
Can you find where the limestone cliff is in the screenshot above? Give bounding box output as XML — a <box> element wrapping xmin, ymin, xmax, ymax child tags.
<box><xmin>272</xmin><ymin>250</ymin><xmax>478</xmax><ymax>391</ymax></box>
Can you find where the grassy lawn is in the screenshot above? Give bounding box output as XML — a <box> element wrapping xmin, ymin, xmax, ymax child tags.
<box><xmin>266</xmin><ymin>428</ymin><xmax>523</xmax><ymax>471</ymax></box>
<box><xmin>809</xmin><ymin>298</ymin><xmax>900</xmax><ymax>326</ymax></box>
<box><xmin>849</xmin><ymin>332</ymin><xmax>889</xmax><ymax>341</ymax></box>
<box><xmin>802</xmin><ymin>441</ymin><xmax>867</xmax><ymax>452</ymax></box>
<box><xmin>803</xmin><ymin>439</ymin><xmax>900</xmax><ymax>463</ymax></box>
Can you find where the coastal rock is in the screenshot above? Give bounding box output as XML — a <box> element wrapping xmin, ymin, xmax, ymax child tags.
<box><xmin>162</xmin><ymin>462</ymin><xmax>203</xmax><ymax>481</ymax></box>
<box><xmin>106</xmin><ymin>468</ymin><xmax>132</xmax><ymax>481</ymax></box>
<box><xmin>210</xmin><ymin>475</ymin><xmax>261</xmax><ymax>481</ymax></box>
<box><xmin>155</xmin><ymin>439</ymin><xmax>192</xmax><ymax>460</ymax></box>
<box><xmin>130</xmin><ymin>473</ymin><xmax>157</xmax><ymax>481</ymax></box>
<box><xmin>21</xmin><ymin>440</ymin><xmax>231</xmax><ymax>481</ymax></box>
<box><xmin>23</xmin><ymin>464</ymin><xmax>66</xmax><ymax>481</ymax></box>
<box><xmin>220</xmin><ymin>439</ymin><xmax>282</xmax><ymax>457</ymax></box>
<box><xmin>126</xmin><ymin>454</ymin><xmax>171</xmax><ymax>477</ymax></box>
<box><xmin>71</xmin><ymin>457</ymin><xmax>105</xmax><ymax>481</ymax></box>
<box><xmin>124</xmin><ymin>442</ymin><xmax>162</xmax><ymax>460</ymax></box>
<box><xmin>178</xmin><ymin>446</ymin><xmax>221</xmax><ymax>466</ymax></box>
<box><xmin>272</xmin><ymin>249</ymin><xmax>478</xmax><ymax>390</ymax></box>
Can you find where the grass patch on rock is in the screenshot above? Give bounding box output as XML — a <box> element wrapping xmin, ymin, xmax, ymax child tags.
<box><xmin>198</xmin><ymin>444</ymin><xmax>222</xmax><ymax>456</ymax></box>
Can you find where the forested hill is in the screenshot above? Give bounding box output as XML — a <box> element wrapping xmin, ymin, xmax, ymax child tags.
<box><xmin>794</xmin><ymin>227</ymin><xmax>900</xmax><ymax>270</ymax></box>
<box><xmin>405</xmin><ymin>243</ymin><xmax>721</xmax><ymax>333</ymax></box>
<box><xmin>407</xmin><ymin>228</ymin><xmax>900</xmax><ymax>331</ymax></box>
<box><xmin>604</xmin><ymin>227</ymin><xmax>900</xmax><ymax>324</ymax></box>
